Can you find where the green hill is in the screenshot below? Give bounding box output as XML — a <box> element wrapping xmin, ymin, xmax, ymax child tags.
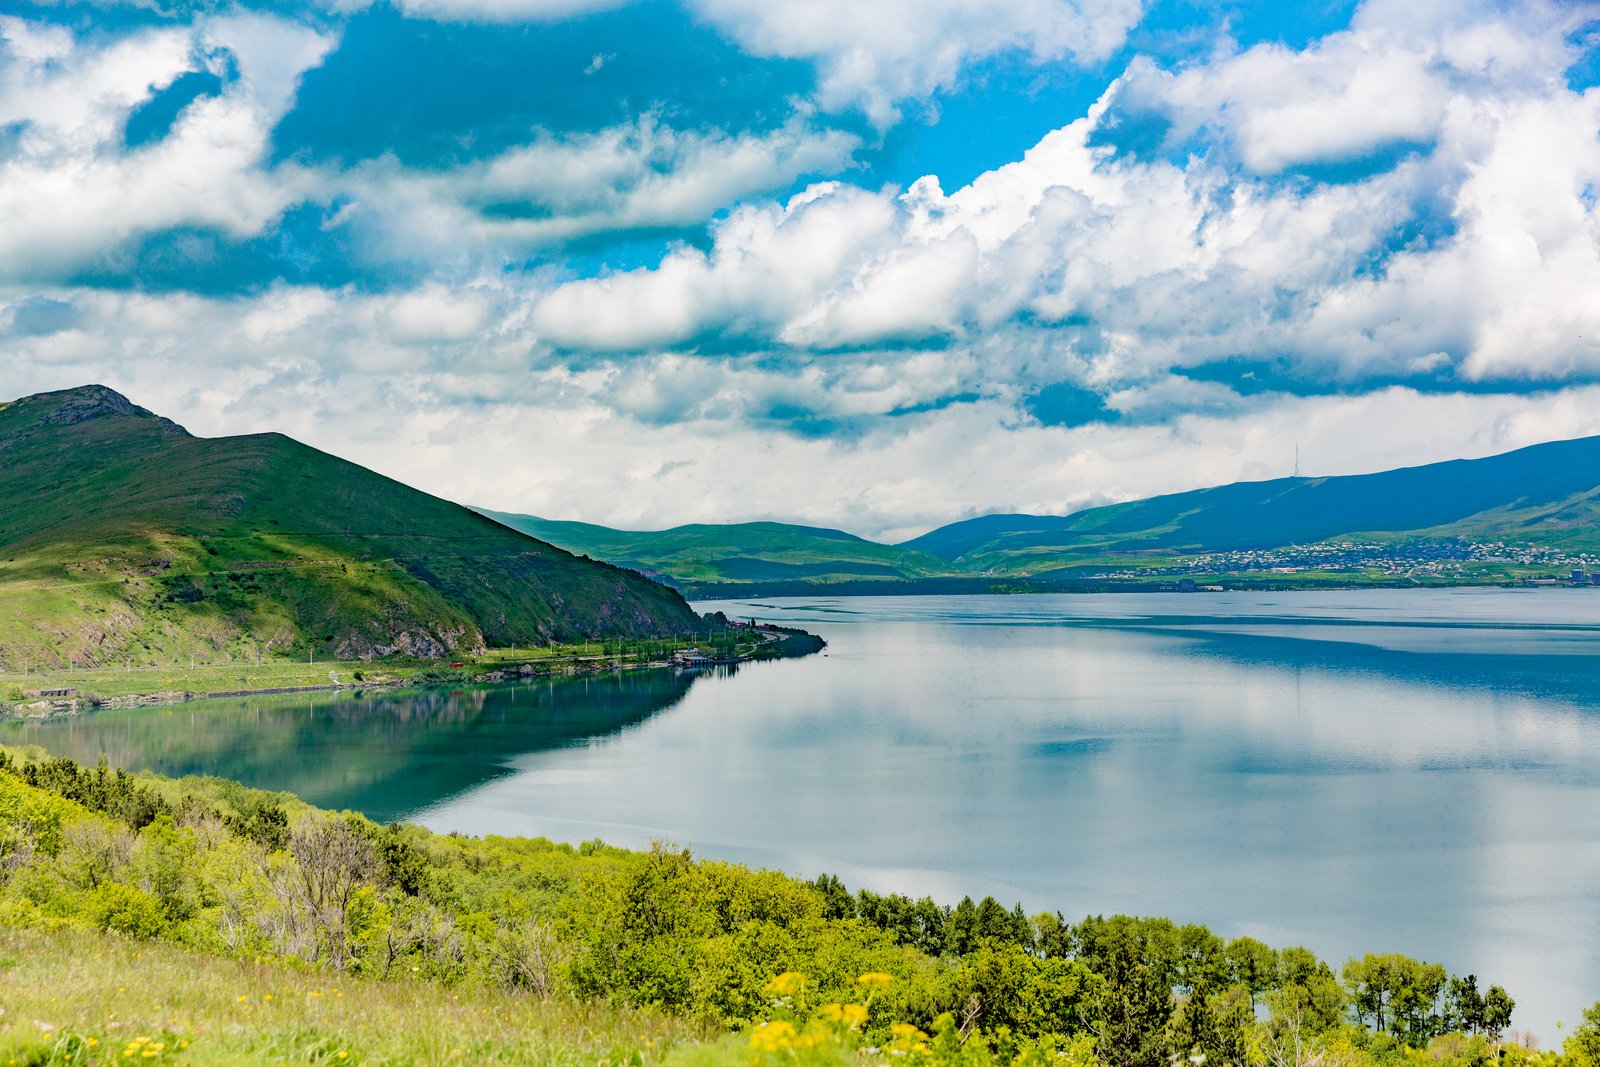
<box><xmin>483</xmin><ymin>436</ymin><xmax>1600</xmax><ymax>592</ymax></box>
<box><xmin>476</xmin><ymin>510</ymin><xmax>960</xmax><ymax>588</ymax></box>
<box><xmin>0</xmin><ymin>385</ymin><xmax>700</xmax><ymax>670</ymax></box>
<box><xmin>904</xmin><ymin>435</ymin><xmax>1600</xmax><ymax>573</ymax></box>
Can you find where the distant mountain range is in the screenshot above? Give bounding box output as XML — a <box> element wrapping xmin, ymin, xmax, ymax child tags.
<box><xmin>0</xmin><ymin>386</ymin><xmax>700</xmax><ymax>670</ymax></box>
<box><xmin>487</xmin><ymin>435</ymin><xmax>1600</xmax><ymax>594</ymax></box>
<box><xmin>476</xmin><ymin>513</ymin><xmax>958</xmax><ymax>586</ymax></box>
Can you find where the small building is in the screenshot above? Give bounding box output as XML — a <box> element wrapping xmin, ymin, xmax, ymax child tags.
<box><xmin>25</xmin><ymin>688</ymin><xmax>75</xmax><ymax>698</ymax></box>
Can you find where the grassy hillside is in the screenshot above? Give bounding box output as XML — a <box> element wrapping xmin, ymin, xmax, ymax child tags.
<box><xmin>477</xmin><ymin>511</ymin><xmax>960</xmax><ymax>589</ymax></box>
<box><xmin>904</xmin><ymin>436</ymin><xmax>1600</xmax><ymax>574</ymax></box>
<box><xmin>0</xmin><ymin>386</ymin><xmax>701</xmax><ymax>670</ymax></box>
<box><xmin>2</xmin><ymin>747</ymin><xmax>1584</xmax><ymax>1067</ymax></box>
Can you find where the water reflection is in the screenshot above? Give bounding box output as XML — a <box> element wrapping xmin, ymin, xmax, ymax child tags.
<box><xmin>3</xmin><ymin>668</ymin><xmax>703</xmax><ymax>822</ymax></box>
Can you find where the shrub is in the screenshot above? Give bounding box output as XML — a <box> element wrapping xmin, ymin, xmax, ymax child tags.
<box><xmin>88</xmin><ymin>881</ymin><xmax>168</xmax><ymax>939</ymax></box>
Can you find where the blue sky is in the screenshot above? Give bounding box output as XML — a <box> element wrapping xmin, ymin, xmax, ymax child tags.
<box><xmin>3</xmin><ymin>0</ymin><xmax>1600</xmax><ymax>539</ymax></box>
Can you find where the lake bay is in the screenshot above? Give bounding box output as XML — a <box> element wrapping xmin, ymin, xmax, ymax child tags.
<box><xmin>8</xmin><ymin>589</ymin><xmax>1598</xmax><ymax>1040</ymax></box>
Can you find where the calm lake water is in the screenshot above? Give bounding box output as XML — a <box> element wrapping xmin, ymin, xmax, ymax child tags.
<box><xmin>8</xmin><ymin>590</ymin><xmax>1599</xmax><ymax>1040</ymax></box>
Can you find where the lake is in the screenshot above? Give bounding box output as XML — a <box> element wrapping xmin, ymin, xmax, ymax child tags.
<box><xmin>8</xmin><ymin>589</ymin><xmax>1599</xmax><ymax>1041</ymax></box>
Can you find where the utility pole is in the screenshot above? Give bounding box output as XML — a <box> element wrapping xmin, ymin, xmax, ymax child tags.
<box><xmin>1294</xmin><ymin>444</ymin><xmax>1301</xmax><ymax>478</ymax></box>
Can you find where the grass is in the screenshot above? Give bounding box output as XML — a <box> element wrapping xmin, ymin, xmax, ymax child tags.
<box><xmin>0</xmin><ymin>925</ymin><xmax>709</xmax><ymax>1066</ymax></box>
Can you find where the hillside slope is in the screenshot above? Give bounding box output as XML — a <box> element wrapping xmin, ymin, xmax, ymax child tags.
<box><xmin>478</xmin><ymin>510</ymin><xmax>960</xmax><ymax>588</ymax></box>
<box><xmin>904</xmin><ymin>436</ymin><xmax>1600</xmax><ymax>572</ymax></box>
<box><xmin>0</xmin><ymin>386</ymin><xmax>700</xmax><ymax>669</ymax></box>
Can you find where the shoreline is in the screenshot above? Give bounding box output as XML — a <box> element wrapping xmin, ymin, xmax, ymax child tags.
<box><xmin>681</xmin><ymin>574</ymin><xmax>1595</xmax><ymax>599</ymax></box>
<box><xmin>1</xmin><ymin>624</ymin><xmax>826</xmax><ymax>720</ymax></box>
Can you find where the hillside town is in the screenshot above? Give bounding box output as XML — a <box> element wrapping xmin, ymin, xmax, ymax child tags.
<box><xmin>1092</xmin><ymin>539</ymin><xmax>1600</xmax><ymax>585</ymax></box>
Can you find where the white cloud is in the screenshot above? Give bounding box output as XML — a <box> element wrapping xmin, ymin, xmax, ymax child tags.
<box><xmin>689</xmin><ymin>0</ymin><xmax>1146</xmax><ymax>125</ymax></box>
<box><xmin>0</xmin><ymin>15</ymin><xmax>334</xmax><ymax>281</ymax></box>
<box><xmin>5</xmin><ymin>0</ymin><xmax>1600</xmax><ymax>540</ymax></box>
<box><xmin>1109</xmin><ymin>0</ymin><xmax>1585</xmax><ymax>173</ymax></box>
<box><xmin>393</xmin><ymin>0</ymin><xmax>630</xmax><ymax>23</ymax></box>
<box><xmin>8</xmin><ymin>284</ymin><xmax>1600</xmax><ymax>540</ymax></box>
<box><xmin>527</xmin><ymin>0</ymin><xmax>1600</xmax><ymax>392</ymax></box>
<box><xmin>331</xmin><ymin>117</ymin><xmax>860</xmax><ymax>263</ymax></box>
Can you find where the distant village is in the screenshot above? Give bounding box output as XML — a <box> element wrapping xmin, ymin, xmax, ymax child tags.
<box><xmin>1090</xmin><ymin>539</ymin><xmax>1600</xmax><ymax>587</ymax></box>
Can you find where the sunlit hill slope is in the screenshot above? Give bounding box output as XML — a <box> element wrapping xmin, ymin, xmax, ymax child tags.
<box><xmin>0</xmin><ymin>385</ymin><xmax>700</xmax><ymax>670</ymax></box>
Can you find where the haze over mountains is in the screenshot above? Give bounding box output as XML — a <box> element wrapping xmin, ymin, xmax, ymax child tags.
<box><xmin>0</xmin><ymin>386</ymin><xmax>700</xmax><ymax>671</ymax></box>
<box><xmin>489</xmin><ymin>436</ymin><xmax>1600</xmax><ymax>593</ymax></box>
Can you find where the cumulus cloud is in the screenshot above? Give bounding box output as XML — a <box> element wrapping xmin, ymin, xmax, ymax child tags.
<box><xmin>8</xmin><ymin>280</ymin><xmax>1600</xmax><ymax>539</ymax></box>
<box><xmin>691</xmin><ymin>0</ymin><xmax>1145</xmax><ymax>124</ymax></box>
<box><xmin>528</xmin><ymin>0</ymin><xmax>1600</xmax><ymax>397</ymax></box>
<box><xmin>0</xmin><ymin>14</ymin><xmax>334</xmax><ymax>282</ymax></box>
<box><xmin>4</xmin><ymin>0</ymin><xmax>1600</xmax><ymax>537</ymax></box>
<box><xmin>1110</xmin><ymin>0</ymin><xmax>1583</xmax><ymax>172</ymax></box>
<box><xmin>331</xmin><ymin>117</ymin><xmax>860</xmax><ymax>264</ymax></box>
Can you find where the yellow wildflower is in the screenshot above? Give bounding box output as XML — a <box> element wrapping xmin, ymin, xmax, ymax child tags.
<box><xmin>887</xmin><ymin>1021</ymin><xmax>931</xmax><ymax>1057</ymax></box>
<box><xmin>855</xmin><ymin>972</ymin><xmax>894</xmax><ymax>991</ymax></box>
<box><xmin>818</xmin><ymin>1002</ymin><xmax>868</xmax><ymax>1028</ymax></box>
<box><xmin>748</xmin><ymin>1020</ymin><xmax>799</xmax><ymax>1053</ymax></box>
<box><xmin>763</xmin><ymin>971</ymin><xmax>806</xmax><ymax>998</ymax></box>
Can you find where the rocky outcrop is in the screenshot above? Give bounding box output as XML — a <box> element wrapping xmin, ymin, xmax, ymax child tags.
<box><xmin>12</xmin><ymin>384</ymin><xmax>189</xmax><ymax>438</ymax></box>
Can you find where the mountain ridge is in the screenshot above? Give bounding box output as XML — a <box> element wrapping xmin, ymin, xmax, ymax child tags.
<box><xmin>499</xmin><ymin>434</ymin><xmax>1600</xmax><ymax>590</ymax></box>
<box><xmin>0</xmin><ymin>385</ymin><xmax>702</xmax><ymax>670</ymax></box>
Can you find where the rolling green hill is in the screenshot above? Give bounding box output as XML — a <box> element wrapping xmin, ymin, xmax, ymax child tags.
<box><xmin>904</xmin><ymin>435</ymin><xmax>1600</xmax><ymax>573</ymax></box>
<box><xmin>476</xmin><ymin>510</ymin><xmax>961</xmax><ymax>588</ymax></box>
<box><xmin>485</xmin><ymin>436</ymin><xmax>1600</xmax><ymax>592</ymax></box>
<box><xmin>0</xmin><ymin>385</ymin><xmax>700</xmax><ymax>670</ymax></box>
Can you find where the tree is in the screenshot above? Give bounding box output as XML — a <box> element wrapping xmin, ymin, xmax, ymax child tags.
<box><xmin>1225</xmin><ymin>936</ymin><xmax>1279</xmax><ymax>1009</ymax></box>
<box><xmin>812</xmin><ymin>872</ymin><xmax>853</xmax><ymax>919</ymax></box>
<box><xmin>1448</xmin><ymin>974</ymin><xmax>1486</xmax><ymax>1032</ymax></box>
<box><xmin>1565</xmin><ymin>1002</ymin><xmax>1600</xmax><ymax>1067</ymax></box>
<box><xmin>274</xmin><ymin>815</ymin><xmax>380</xmax><ymax>969</ymax></box>
<box><xmin>1480</xmin><ymin>985</ymin><xmax>1513</xmax><ymax>1040</ymax></box>
<box><xmin>1168</xmin><ymin>984</ymin><xmax>1253</xmax><ymax>1067</ymax></box>
<box><xmin>1341</xmin><ymin>953</ymin><xmax>1447</xmax><ymax>1046</ymax></box>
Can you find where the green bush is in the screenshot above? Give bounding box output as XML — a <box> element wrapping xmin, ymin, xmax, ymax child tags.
<box><xmin>87</xmin><ymin>881</ymin><xmax>167</xmax><ymax>939</ymax></box>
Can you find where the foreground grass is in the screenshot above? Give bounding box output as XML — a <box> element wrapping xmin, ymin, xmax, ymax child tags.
<box><xmin>0</xmin><ymin>925</ymin><xmax>706</xmax><ymax>1066</ymax></box>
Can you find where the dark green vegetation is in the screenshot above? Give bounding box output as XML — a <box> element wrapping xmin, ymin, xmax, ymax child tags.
<box><xmin>477</xmin><ymin>511</ymin><xmax>958</xmax><ymax>588</ymax></box>
<box><xmin>500</xmin><ymin>436</ymin><xmax>1600</xmax><ymax>594</ymax></box>
<box><xmin>0</xmin><ymin>386</ymin><xmax>701</xmax><ymax>671</ymax></box>
<box><xmin>4</xmin><ymin>748</ymin><xmax>1593</xmax><ymax>1066</ymax></box>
